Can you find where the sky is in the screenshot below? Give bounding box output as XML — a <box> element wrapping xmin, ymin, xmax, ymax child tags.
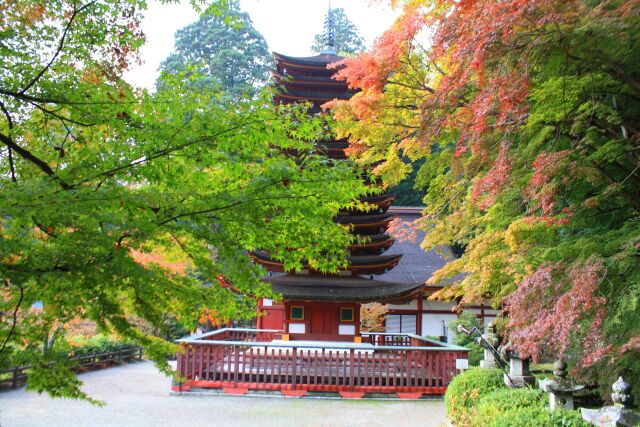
<box><xmin>123</xmin><ymin>0</ymin><xmax>398</xmax><ymax>90</ymax></box>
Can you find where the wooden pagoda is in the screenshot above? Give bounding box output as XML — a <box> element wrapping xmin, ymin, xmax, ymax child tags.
<box><xmin>172</xmin><ymin>14</ymin><xmax>468</xmax><ymax>398</ymax></box>
<box><xmin>249</xmin><ymin>26</ymin><xmax>423</xmax><ymax>343</ymax></box>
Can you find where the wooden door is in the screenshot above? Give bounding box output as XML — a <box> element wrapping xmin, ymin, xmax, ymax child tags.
<box><xmin>308</xmin><ymin>303</ymin><xmax>343</xmax><ymax>340</ymax></box>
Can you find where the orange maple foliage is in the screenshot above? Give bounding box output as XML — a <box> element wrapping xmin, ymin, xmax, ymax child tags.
<box><xmin>129</xmin><ymin>249</ymin><xmax>189</xmax><ymax>275</ymax></box>
<box><xmin>325</xmin><ymin>0</ymin><xmax>640</xmax><ymax>382</ymax></box>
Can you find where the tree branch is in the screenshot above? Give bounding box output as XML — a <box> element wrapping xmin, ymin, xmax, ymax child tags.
<box><xmin>29</xmin><ymin>101</ymin><xmax>95</xmax><ymax>127</ymax></box>
<box><xmin>158</xmin><ymin>201</ymin><xmax>243</xmax><ymax>225</ymax></box>
<box><xmin>0</xmin><ymin>133</ymin><xmax>70</xmax><ymax>189</ymax></box>
<box><xmin>19</xmin><ymin>1</ymin><xmax>97</xmax><ymax>94</ymax></box>
<box><xmin>0</xmin><ymin>101</ymin><xmax>17</xmax><ymax>182</ymax></box>
<box><xmin>158</xmin><ymin>193</ymin><xmax>321</xmax><ymax>226</ymax></box>
<box><xmin>0</xmin><ymin>280</ymin><xmax>23</xmax><ymax>360</ymax></box>
<box><xmin>0</xmin><ymin>99</ymin><xmax>14</xmax><ymax>129</ymax></box>
<box><xmin>76</xmin><ymin>119</ymin><xmax>271</xmax><ymax>186</ymax></box>
<box><xmin>0</xmin><ymin>87</ymin><xmax>143</xmax><ymax>107</ymax></box>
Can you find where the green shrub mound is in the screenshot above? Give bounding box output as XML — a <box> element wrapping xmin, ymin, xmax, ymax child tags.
<box><xmin>489</xmin><ymin>406</ymin><xmax>590</xmax><ymax>427</ymax></box>
<box><xmin>445</xmin><ymin>367</ymin><xmax>505</xmax><ymax>426</ymax></box>
<box><xmin>446</xmin><ymin>368</ymin><xmax>590</xmax><ymax>426</ymax></box>
<box><xmin>473</xmin><ymin>387</ymin><xmax>546</xmax><ymax>426</ymax></box>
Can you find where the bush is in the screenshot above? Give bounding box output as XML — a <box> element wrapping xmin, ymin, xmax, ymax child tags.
<box><xmin>489</xmin><ymin>406</ymin><xmax>590</xmax><ymax>427</ymax></box>
<box><xmin>69</xmin><ymin>335</ymin><xmax>137</xmax><ymax>357</ymax></box>
<box><xmin>474</xmin><ymin>387</ymin><xmax>545</xmax><ymax>426</ymax></box>
<box><xmin>445</xmin><ymin>367</ymin><xmax>505</xmax><ymax>426</ymax></box>
<box><xmin>449</xmin><ymin>379</ymin><xmax>590</xmax><ymax>427</ymax></box>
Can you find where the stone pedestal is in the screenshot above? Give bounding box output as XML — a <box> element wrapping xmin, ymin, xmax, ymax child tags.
<box><xmin>480</xmin><ymin>348</ymin><xmax>498</xmax><ymax>369</ymax></box>
<box><xmin>504</xmin><ymin>356</ymin><xmax>535</xmax><ymax>388</ymax></box>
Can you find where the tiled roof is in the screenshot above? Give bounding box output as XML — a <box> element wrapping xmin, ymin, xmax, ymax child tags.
<box><xmin>374</xmin><ymin>208</ymin><xmax>452</xmax><ymax>287</ymax></box>
<box><xmin>265</xmin><ymin>274</ymin><xmax>425</xmax><ymax>302</ymax></box>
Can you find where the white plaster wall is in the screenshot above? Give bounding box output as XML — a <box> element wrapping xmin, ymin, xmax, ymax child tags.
<box><xmin>288</xmin><ymin>323</ymin><xmax>305</xmax><ymax>334</ymax></box>
<box><xmin>386</xmin><ymin>300</ymin><xmax>418</xmax><ymax>310</ymax></box>
<box><xmin>338</xmin><ymin>324</ymin><xmax>356</xmax><ymax>335</ymax></box>
<box><xmin>423</xmin><ymin>299</ymin><xmax>457</xmax><ymax>311</ymax></box>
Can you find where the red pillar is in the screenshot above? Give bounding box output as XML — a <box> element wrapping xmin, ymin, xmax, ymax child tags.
<box><xmin>416</xmin><ymin>297</ymin><xmax>423</xmax><ymax>336</ymax></box>
<box><xmin>256</xmin><ymin>298</ymin><xmax>263</xmax><ymax>329</ymax></box>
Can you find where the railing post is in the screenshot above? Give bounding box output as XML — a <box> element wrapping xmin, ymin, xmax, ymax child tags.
<box><xmin>349</xmin><ymin>349</ymin><xmax>355</xmax><ymax>389</ymax></box>
<box><xmin>292</xmin><ymin>347</ymin><xmax>297</xmax><ymax>388</ymax></box>
<box><xmin>176</xmin><ymin>346</ymin><xmax>184</xmax><ymax>378</ymax></box>
<box><xmin>234</xmin><ymin>344</ymin><xmax>240</xmax><ymax>384</ymax></box>
<box><xmin>185</xmin><ymin>345</ymin><xmax>190</xmax><ymax>379</ymax></box>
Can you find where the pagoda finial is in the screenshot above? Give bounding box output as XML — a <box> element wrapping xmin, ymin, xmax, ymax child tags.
<box><xmin>320</xmin><ymin>1</ymin><xmax>336</xmax><ymax>55</ymax></box>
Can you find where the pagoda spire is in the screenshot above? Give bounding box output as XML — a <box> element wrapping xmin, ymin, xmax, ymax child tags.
<box><xmin>320</xmin><ymin>1</ymin><xmax>337</xmax><ymax>55</ymax></box>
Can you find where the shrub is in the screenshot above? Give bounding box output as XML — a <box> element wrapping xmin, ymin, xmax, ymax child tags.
<box><xmin>69</xmin><ymin>335</ymin><xmax>136</xmax><ymax>357</ymax></box>
<box><xmin>474</xmin><ymin>387</ymin><xmax>545</xmax><ymax>426</ymax></box>
<box><xmin>489</xmin><ymin>406</ymin><xmax>590</xmax><ymax>427</ymax></box>
<box><xmin>445</xmin><ymin>367</ymin><xmax>504</xmax><ymax>426</ymax></box>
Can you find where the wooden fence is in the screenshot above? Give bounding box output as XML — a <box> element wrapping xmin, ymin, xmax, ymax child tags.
<box><xmin>361</xmin><ymin>332</ymin><xmax>449</xmax><ymax>347</ymax></box>
<box><xmin>1</xmin><ymin>346</ymin><xmax>143</xmax><ymax>390</ymax></box>
<box><xmin>174</xmin><ymin>329</ymin><xmax>468</xmax><ymax>396</ymax></box>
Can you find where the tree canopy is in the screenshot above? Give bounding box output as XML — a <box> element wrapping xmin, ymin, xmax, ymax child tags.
<box><xmin>326</xmin><ymin>0</ymin><xmax>640</xmax><ymax>396</ymax></box>
<box><xmin>158</xmin><ymin>1</ymin><xmax>271</xmax><ymax>96</ymax></box>
<box><xmin>0</xmin><ymin>0</ymin><xmax>369</xmax><ymax>400</ymax></box>
<box><xmin>311</xmin><ymin>8</ymin><xmax>365</xmax><ymax>56</ymax></box>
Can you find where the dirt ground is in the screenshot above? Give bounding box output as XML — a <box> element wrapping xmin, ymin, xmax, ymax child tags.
<box><xmin>0</xmin><ymin>360</ymin><xmax>447</xmax><ymax>427</ymax></box>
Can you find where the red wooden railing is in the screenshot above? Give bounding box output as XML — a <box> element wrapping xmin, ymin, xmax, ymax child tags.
<box><xmin>173</xmin><ymin>329</ymin><xmax>468</xmax><ymax>396</ymax></box>
<box><xmin>198</xmin><ymin>328</ymin><xmax>278</xmax><ymax>343</ymax></box>
<box><xmin>361</xmin><ymin>332</ymin><xmax>448</xmax><ymax>347</ymax></box>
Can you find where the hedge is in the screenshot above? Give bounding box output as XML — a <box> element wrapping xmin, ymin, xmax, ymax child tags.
<box><xmin>473</xmin><ymin>387</ymin><xmax>546</xmax><ymax>426</ymax></box>
<box><xmin>446</xmin><ymin>368</ymin><xmax>589</xmax><ymax>426</ymax></box>
<box><xmin>69</xmin><ymin>335</ymin><xmax>137</xmax><ymax>358</ymax></box>
<box><xmin>445</xmin><ymin>367</ymin><xmax>505</xmax><ymax>426</ymax></box>
<box><xmin>489</xmin><ymin>406</ymin><xmax>590</xmax><ymax>427</ymax></box>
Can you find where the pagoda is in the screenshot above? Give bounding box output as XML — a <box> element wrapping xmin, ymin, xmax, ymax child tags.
<box><xmin>172</xmin><ymin>10</ymin><xmax>469</xmax><ymax>399</ymax></box>
<box><xmin>251</xmin><ymin>12</ymin><xmax>425</xmax><ymax>342</ymax></box>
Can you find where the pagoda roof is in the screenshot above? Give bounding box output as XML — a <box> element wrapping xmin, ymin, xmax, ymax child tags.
<box><xmin>375</xmin><ymin>208</ymin><xmax>455</xmax><ymax>287</ymax></box>
<box><xmin>272</xmin><ymin>71</ymin><xmax>346</xmax><ymax>87</ymax></box>
<box><xmin>273</xmin><ymin>52</ymin><xmax>343</xmax><ymax>67</ymax></box>
<box><xmin>336</xmin><ymin>212</ymin><xmax>394</xmax><ymax>225</ymax></box>
<box><xmin>265</xmin><ymin>274</ymin><xmax>425</xmax><ymax>302</ymax></box>
<box><xmin>275</xmin><ymin>88</ymin><xmax>353</xmax><ymax>102</ymax></box>
<box><xmin>250</xmin><ymin>250</ymin><xmax>402</xmax><ymax>275</ymax></box>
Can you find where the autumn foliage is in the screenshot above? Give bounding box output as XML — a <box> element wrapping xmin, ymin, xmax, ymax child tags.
<box><xmin>360</xmin><ymin>302</ymin><xmax>388</xmax><ymax>332</ymax></box>
<box><xmin>327</xmin><ymin>0</ymin><xmax>640</xmax><ymax>394</ymax></box>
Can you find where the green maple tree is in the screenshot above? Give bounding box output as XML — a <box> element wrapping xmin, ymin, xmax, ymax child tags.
<box><xmin>0</xmin><ymin>0</ymin><xmax>369</xmax><ymax>401</ymax></box>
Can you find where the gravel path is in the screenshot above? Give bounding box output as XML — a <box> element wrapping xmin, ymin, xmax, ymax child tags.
<box><xmin>0</xmin><ymin>361</ymin><xmax>446</xmax><ymax>427</ymax></box>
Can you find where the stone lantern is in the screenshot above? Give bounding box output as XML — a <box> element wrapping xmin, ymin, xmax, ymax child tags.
<box><xmin>581</xmin><ymin>377</ymin><xmax>640</xmax><ymax>427</ymax></box>
<box><xmin>539</xmin><ymin>360</ymin><xmax>584</xmax><ymax>410</ymax></box>
<box><xmin>499</xmin><ymin>343</ymin><xmax>534</xmax><ymax>388</ymax></box>
<box><xmin>476</xmin><ymin>322</ymin><xmax>500</xmax><ymax>369</ymax></box>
